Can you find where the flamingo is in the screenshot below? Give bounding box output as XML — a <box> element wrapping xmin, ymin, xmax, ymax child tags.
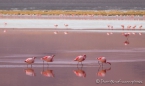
<box><xmin>122</xmin><ymin>33</ymin><xmax>130</xmax><ymax>37</ymax></box>
<box><xmin>24</xmin><ymin>57</ymin><xmax>36</xmax><ymax>67</ymax></box>
<box><xmin>107</xmin><ymin>25</ymin><xmax>110</xmax><ymax>35</ymax></box>
<box><xmin>41</xmin><ymin>55</ymin><xmax>55</xmax><ymax>65</ymax></box>
<box><xmin>97</xmin><ymin>57</ymin><xmax>111</xmax><ymax>66</ymax></box>
<box><xmin>127</xmin><ymin>25</ymin><xmax>131</xmax><ymax>34</ymax></box>
<box><xmin>54</xmin><ymin>24</ymin><xmax>58</xmax><ymax>28</ymax></box>
<box><xmin>121</xmin><ymin>25</ymin><xmax>124</xmax><ymax>30</ymax></box>
<box><xmin>139</xmin><ymin>25</ymin><xmax>143</xmax><ymax>35</ymax></box>
<box><xmin>110</xmin><ymin>26</ymin><xmax>113</xmax><ymax>34</ymax></box>
<box><xmin>64</xmin><ymin>24</ymin><xmax>68</xmax><ymax>28</ymax></box>
<box><xmin>132</xmin><ymin>25</ymin><xmax>136</xmax><ymax>35</ymax></box>
<box><xmin>107</xmin><ymin>25</ymin><xmax>113</xmax><ymax>35</ymax></box>
<box><xmin>4</xmin><ymin>22</ymin><xmax>7</xmax><ymax>26</ymax></box>
<box><xmin>74</xmin><ymin>54</ymin><xmax>86</xmax><ymax>66</ymax></box>
<box><xmin>25</xmin><ymin>68</ymin><xmax>36</xmax><ymax>76</ymax></box>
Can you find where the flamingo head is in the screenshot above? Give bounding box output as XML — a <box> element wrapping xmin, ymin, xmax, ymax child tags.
<box><xmin>97</xmin><ymin>57</ymin><xmax>102</xmax><ymax>60</ymax></box>
<box><xmin>83</xmin><ymin>54</ymin><xmax>86</xmax><ymax>59</ymax></box>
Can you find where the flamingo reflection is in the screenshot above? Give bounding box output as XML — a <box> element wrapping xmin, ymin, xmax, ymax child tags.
<box><xmin>41</xmin><ymin>61</ymin><xmax>54</xmax><ymax>77</ymax></box>
<box><xmin>25</xmin><ymin>68</ymin><xmax>36</xmax><ymax>76</ymax></box>
<box><xmin>73</xmin><ymin>66</ymin><xmax>86</xmax><ymax>78</ymax></box>
<box><xmin>97</xmin><ymin>66</ymin><xmax>111</xmax><ymax>77</ymax></box>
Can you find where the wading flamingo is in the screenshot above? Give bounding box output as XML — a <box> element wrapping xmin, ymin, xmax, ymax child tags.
<box><xmin>64</xmin><ymin>24</ymin><xmax>69</xmax><ymax>34</ymax></box>
<box><xmin>41</xmin><ymin>55</ymin><xmax>55</xmax><ymax>65</ymax></box>
<box><xmin>121</xmin><ymin>25</ymin><xmax>124</xmax><ymax>30</ymax></box>
<box><xmin>64</xmin><ymin>24</ymin><xmax>68</xmax><ymax>28</ymax></box>
<box><xmin>132</xmin><ymin>25</ymin><xmax>136</xmax><ymax>35</ymax></box>
<box><xmin>74</xmin><ymin>54</ymin><xmax>86</xmax><ymax>66</ymax></box>
<box><xmin>54</xmin><ymin>24</ymin><xmax>58</xmax><ymax>34</ymax></box>
<box><xmin>54</xmin><ymin>24</ymin><xmax>58</xmax><ymax>28</ymax></box>
<box><xmin>139</xmin><ymin>25</ymin><xmax>143</xmax><ymax>35</ymax></box>
<box><xmin>24</xmin><ymin>57</ymin><xmax>36</xmax><ymax>67</ymax></box>
<box><xmin>122</xmin><ymin>33</ymin><xmax>130</xmax><ymax>37</ymax></box>
<box><xmin>107</xmin><ymin>25</ymin><xmax>113</xmax><ymax>35</ymax></box>
<box><xmin>97</xmin><ymin>57</ymin><xmax>111</xmax><ymax>66</ymax></box>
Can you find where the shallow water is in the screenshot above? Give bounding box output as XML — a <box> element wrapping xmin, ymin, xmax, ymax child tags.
<box><xmin>0</xmin><ymin>62</ymin><xmax>145</xmax><ymax>86</ymax></box>
<box><xmin>0</xmin><ymin>30</ymin><xmax>145</xmax><ymax>86</ymax></box>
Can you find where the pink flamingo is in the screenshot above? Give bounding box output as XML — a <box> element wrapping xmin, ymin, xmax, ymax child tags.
<box><xmin>25</xmin><ymin>68</ymin><xmax>36</xmax><ymax>76</ymax></box>
<box><xmin>97</xmin><ymin>67</ymin><xmax>111</xmax><ymax>77</ymax></box>
<box><xmin>122</xmin><ymin>33</ymin><xmax>130</xmax><ymax>37</ymax></box>
<box><xmin>74</xmin><ymin>54</ymin><xmax>86</xmax><ymax>66</ymax></box>
<box><xmin>121</xmin><ymin>25</ymin><xmax>125</xmax><ymax>30</ymax></box>
<box><xmin>64</xmin><ymin>24</ymin><xmax>68</xmax><ymax>27</ymax></box>
<box><xmin>54</xmin><ymin>24</ymin><xmax>58</xmax><ymax>28</ymax></box>
<box><xmin>132</xmin><ymin>25</ymin><xmax>136</xmax><ymax>35</ymax></box>
<box><xmin>4</xmin><ymin>22</ymin><xmax>7</xmax><ymax>26</ymax></box>
<box><xmin>41</xmin><ymin>55</ymin><xmax>55</xmax><ymax>64</ymax></box>
<box><xmin>24</xmin><ymin>57</ymin><xmax>36</xmax><ymax>67</ymax></box>
<box><xmin>122</xmin><ymin>33</ymin><xmax>130</xmax><ymax>45</ymax></box>
<box><xmin>107</xmin><ymin>25</ymin><xmax>113</xmax><ymax>35</ymax></box>
<box><xmin>127</xmin><ymin>25</ymin><xmax>131</xmax><ymax>30</ymax></box>
<box><xmin>97</xmin><ymin>57</ymin><xmax>111</xmax><ymax>66</ymax></box>
<box><xmin>110</xmin><ymin>26</ymin><xmax>113</xmax><ymax>34</ymax></box>
<box><xmin>107</xmin><ymin>25</ymin><xmax>110</xmax><ymax>35</ymax></box>
<box><xmin>54</xmin><ymin>24</ymin><xmax>58</xmax><ymax>34</ymax></box>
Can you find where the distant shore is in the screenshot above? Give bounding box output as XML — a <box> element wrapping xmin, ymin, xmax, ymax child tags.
<box><xmin>0</xmin><ymin>10</ymin><xmax>145</xmax><ymax>16</ymax></box>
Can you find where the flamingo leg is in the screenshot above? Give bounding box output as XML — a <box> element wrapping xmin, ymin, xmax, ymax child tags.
<box><xmin>98</xmin><ymin>66</ymin><xmax>101</xmax><ymax>72</ymax></box>
<box><xmin>47</xmin><ymin>62</ymin><xmax>49</xmax><ymax>68</ymax></box>
<box><xmin>81</xmin><ymin>62</ymin><xmax>83</xmax><ymax>67</ymax></box>
<box><xmin>77</xmin><ymin>62</ymin><xmax>79</xmax><ymax>67</ymax></box>
<box><xmin>98</xmin><ymin>61</ymin><xmax>101</xmax><ymax>66</ymax></box>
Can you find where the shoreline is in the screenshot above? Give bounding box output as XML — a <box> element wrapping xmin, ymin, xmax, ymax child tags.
<box><xmin>1</xmin><ymin>10</ymin><xmax>145</xmax><ymax>15</ymax></box>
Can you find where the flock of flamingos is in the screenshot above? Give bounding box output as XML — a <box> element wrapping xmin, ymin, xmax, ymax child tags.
<box><xmin>24</xmin><ymin>55</ymin><xmax>111</xmax><ymax>78</ymax></box>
